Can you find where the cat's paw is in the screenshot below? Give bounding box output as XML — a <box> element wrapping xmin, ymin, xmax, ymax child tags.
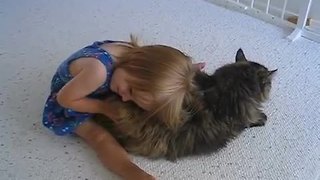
<box><xmin>260</xmin><ymin>112</ymin><xmax>267</xmax><ymax>121</ymax></box>
<box><xmin>249</xmin><ymin>113</ymin><xmax>267</xmax><ymax>127</ymax></box>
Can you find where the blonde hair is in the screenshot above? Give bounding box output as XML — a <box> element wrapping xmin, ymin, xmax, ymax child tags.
<box><xmin>116</xmin><ymin>35</ymin><xmax>197</xmax><ymax>129</ymax></box>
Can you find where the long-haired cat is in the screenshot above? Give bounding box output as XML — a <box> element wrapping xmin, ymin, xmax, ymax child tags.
<box><xmin>94</xmin><ymin>49</ymin><xmax>277</xmax><ymax>161</ymax></box>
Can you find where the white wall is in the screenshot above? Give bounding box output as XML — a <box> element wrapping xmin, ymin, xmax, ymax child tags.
<box><xmin>310</xmin><ymin>0</ymin><xmax>320</xmax><ymax>20</ymax></box>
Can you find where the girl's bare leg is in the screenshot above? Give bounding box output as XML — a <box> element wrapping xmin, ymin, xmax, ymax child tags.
<box><xmin>75</xmin><ymin>120</ymin><xmax>155</xmax><ymax>180</ymax></box>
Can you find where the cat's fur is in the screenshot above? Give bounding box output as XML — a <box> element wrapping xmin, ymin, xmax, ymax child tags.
<box><xmin>93</xmin><ymin>49</ymin><xmax>277</xmax><ymax>161</ymax></box>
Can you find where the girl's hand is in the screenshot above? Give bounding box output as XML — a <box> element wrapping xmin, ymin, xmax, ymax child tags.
<box><xmin>100</xmin><ymin>98</ymin><xmax>120</xmax><ymax>122</ymax></box>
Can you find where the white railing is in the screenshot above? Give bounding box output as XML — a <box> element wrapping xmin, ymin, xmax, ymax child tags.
<box><xmin>287</xmin><ymin>0</ymin><xmax>320</xmax><ymax>43</ymax></box>
<box><xmin>206</xmin><ymin>0</ymin><xmax>320</xmax><ymax>43</ymax></box>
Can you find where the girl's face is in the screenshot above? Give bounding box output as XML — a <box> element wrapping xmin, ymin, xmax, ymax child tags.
<box><xmin>110</xmin><ymin>68</ymin><xmax>154</xmax><ymax>111</ymax></box>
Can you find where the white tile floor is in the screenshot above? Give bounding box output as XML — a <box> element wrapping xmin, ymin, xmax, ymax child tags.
<box><xmin>1</xmin><ymin>0</ymin><xmax>320</xmax><ymax>179</ymax></box>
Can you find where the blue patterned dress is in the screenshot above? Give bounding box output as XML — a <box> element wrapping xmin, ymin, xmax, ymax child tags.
<box><xmin>43</xmin><ymin>40</ymin><xmax>119</xmax><ymax>135</ymax></box>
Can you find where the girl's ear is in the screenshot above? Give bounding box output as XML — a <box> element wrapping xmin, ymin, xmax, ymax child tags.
<box><xmin>193</xmin><ymin>62</ymin><xmax>206</xmax><ymax>71</ymax></box>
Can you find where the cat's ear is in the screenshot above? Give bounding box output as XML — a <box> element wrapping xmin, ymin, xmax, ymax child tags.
<box><xmin>268</xmin><ymin>69</ymin><xmax>277</xmax><ymax>77</ymax></box>
<box><xmin>235</xmin><ymin>48</ymin><xmax>247</xmax><ymax>62</ymax></box>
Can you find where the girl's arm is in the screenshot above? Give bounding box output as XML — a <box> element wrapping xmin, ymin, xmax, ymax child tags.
<box><xmin>56</xmin><ymin>58</ymin><xmax>117</xmax><ymax>120</ymax></box>
<box><xmin>75</xmin><ymin>120</ymin><xmax>155</xmax><ymax>180</ymax></box>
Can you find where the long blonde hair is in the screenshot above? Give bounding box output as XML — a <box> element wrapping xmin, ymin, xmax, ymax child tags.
<box><xmin>116</xmin><ymin>35</ymin><xmax>197</xmax><ymax>129</ymax></box>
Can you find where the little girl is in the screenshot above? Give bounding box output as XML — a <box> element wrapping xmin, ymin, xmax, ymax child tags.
<box><xmin>42</xmin><ymin>35</ymin><xmax>204</xmax><ymax>180</ymax></box>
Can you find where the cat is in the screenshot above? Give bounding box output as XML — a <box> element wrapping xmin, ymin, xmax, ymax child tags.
<box><xmin>93</xmin><ymin>49</ymin><xmax>277</xmax><ymax>161</ymax></box>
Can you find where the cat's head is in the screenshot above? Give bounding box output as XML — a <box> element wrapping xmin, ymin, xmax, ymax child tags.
<box><xmin>235</xmin><ymin>48</ymin><xmax>277</xmax><ymax>101</ymax></box>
